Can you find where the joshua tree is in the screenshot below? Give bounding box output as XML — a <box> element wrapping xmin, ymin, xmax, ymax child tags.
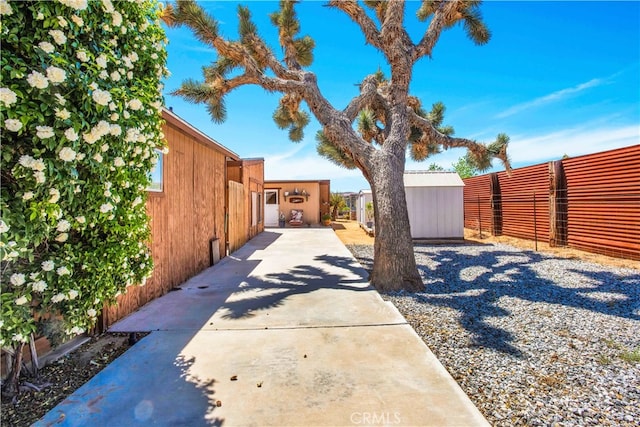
<box><xmin>164</xmin><ymin>0</ymin><xmax>510</xmax><ymax>292</ymax></box>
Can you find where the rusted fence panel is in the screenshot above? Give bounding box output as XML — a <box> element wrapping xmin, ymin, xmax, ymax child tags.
<box><xmin>562</xmin><ymin>145</ymin><xmax>640</xmax><ymax>260</ymax></box>
<box><xmin>463</xmin><ymin>144</ymin><xmax>640</xmax><ymax>261</ymax></box>
<box><xmin>497</xmin><ymin>163</ymin><xmax>550</xmax><ymax>242</ymax></box>
<box><xmin>463</xmin><ymin>174</ymin><xmax>493</xmax><ymax>235</ymax></box>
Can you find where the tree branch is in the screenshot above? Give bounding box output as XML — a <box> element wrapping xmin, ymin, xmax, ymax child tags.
<box><xmin>412</xmin><ymin>1</ymin><xmax>451</xmax><ymax>61</ymax></box>
<box><xmin>328</xmin><ymin>0</ymin><xmax>383</xmax><ymax>50</ymax></box>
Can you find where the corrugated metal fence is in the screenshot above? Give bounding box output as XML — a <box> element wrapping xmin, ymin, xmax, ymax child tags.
<box><xmin>463</xmin><ymin>144</ymin><xmax>640</xmax><ymax>261</ymax></box>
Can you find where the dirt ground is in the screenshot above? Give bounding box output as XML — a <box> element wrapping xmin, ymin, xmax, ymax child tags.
<box><xmin>332</xmin><ymin>219</ymin><xmax>636</xmax><ymax>270</ymax></box>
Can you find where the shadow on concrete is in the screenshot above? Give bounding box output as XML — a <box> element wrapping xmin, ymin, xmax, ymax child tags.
<box><xmin>35</xmin><ymin>331</ymin><xmax>225</xmax><ymax>426</ymax></box>
<box><xmin>219</xmin><ymin>254</ymin><xmax>369</xmax><ymax>320</ymax></box>
<box><xmin>350</xmin><ymin>243</ymin><xmax>639</xmax><ymax>357</ymax></box>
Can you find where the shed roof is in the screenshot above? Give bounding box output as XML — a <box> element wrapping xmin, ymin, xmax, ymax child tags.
<box><xmin>403</xmin><ymin>171</ymin><xmax>464</xmax><ymax>187</ymax></box>
<box><xmin>162</xmin><ymin>108</ymin><xmax>239</xmax><ymax>160</ymax></box>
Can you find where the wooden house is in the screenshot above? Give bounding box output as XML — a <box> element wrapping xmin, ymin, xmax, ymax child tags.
<box><xmin>102</xmin><ymin>108</ymin><xmax>264</xmax><ymax>328</ymax></box>
<box><xmin>263</xmin><ymin>180</ymin><xmax>330</xmax><ymax>226</ymax></box>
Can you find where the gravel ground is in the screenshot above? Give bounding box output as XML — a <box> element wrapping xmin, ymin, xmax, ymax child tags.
<box><xmin>347</xmin><ymin>243</ymin><xmax>640</xmax><ymax>427</ymax></box>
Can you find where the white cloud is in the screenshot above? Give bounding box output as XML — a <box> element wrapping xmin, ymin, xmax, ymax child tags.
<box><xmin>496</xmin><ymin>77</ymin><xmax>608</xmax><ymax>119</ymax></box>
<box><xmin>508</xmin><ymin>124</ymin><xmax>638</xmax><ymax>164</ymax></box>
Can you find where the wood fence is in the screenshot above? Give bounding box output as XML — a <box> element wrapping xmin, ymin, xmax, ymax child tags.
<box><xmin>464</xmin><ymin>144</ymin><xmax>640</xmax><ymax>261</ymax></box>
<box><xmin>227</xmin><ymin>180</ymin><xmax>245</xmax><ymax>254</ymax></box>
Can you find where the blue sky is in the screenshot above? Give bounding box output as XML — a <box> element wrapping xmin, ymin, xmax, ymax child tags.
<box><xmin>162</xmin><ymin>1</ymin><xmax>640</xmax><ymax>192</ymax></box>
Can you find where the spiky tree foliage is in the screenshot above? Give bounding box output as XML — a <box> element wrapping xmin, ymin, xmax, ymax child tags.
<box><xmin>164</xmin><ymin>0</ymin><xmax>510</xmax><ymax>292</ymax></box>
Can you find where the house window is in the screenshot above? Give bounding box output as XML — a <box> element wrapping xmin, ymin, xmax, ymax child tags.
<box><xmin>147</xmin><ymin>149</ymin><xmax>163</xmax><ymax>192</ymax></box>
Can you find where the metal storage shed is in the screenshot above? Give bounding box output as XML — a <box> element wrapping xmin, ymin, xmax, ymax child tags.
<box><xmin>404</xmin><ymin>171</ymin><xmax>465</xmax><ymax>239</ymax></box>
<box><xmin>356</xmin><ymin>189</ymin><xmax>373</xmax><ymax>226</ymax></box>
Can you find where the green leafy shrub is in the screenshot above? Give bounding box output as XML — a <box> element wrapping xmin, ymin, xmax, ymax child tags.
<box><xmin>0</xmin><ymin>0</ymin><xmax>168</xmax><ymax>350</ymax></box>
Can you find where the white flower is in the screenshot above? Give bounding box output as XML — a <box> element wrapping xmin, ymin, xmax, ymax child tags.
<box><xmin>36</xmin><ymin>12</ymin><xmax>44</xmax><ymax>20</ymax></box>
<box><xmin>31</xmin><ymin>158</ymin><xmax>46</xmax><ymax>171</ymax></box>
<box><xmin>58</xmin><ymin>16</ymin><xmax>68</xmax><ymax>27</ymax></box>
<box><xmin>96</xmin><ymin>54</ymin><xmax>108</xmax><ymax>69</ymax></box>
<box><xmin>101</xmin><ymin>143</ymin><xmax>109</xmax><ymax>152</ymax></box>
<box><xmin>10</xmin><ymin>273</ymin><xmax>26</xmax><ymax>286</ymax></box>
<box><xmin>55</xmin><ymin>108</ymin><xmax>71</xmax><ymax>120</ymax></box>
<box><xmin>56</xmin><ymin>266</ymin><xmax>71</xmax><ymax>276</ymax></box>
<box><xmin>74</xmin><ymin>184</ymin><xmax>82</xmax><ymax>192</ymax></box>
<box><xmin>55</xmin><ymin>233</ymin><xmax>68</xmax><ymax>242</ymax></box>
<box><xmin>76</xmin><ymin>50</ymin><xmax>89</xmax><ymax>62</ymax></box>
<box><xmin>0</xmin><ymin>220</ymin><xmax>9</xmax><ymax>233</ymax></box>
<box><xmin>132</xmin><ymin>196</ymin><xmax>142</xmax><ymax>207</ymax></box>
<box><xmin>92</xmin><ymin>88</ymin><xmax>111</xmax><ymax>106</ymax></box>
<box><xmin>59</xmin><ymin>0</ymin><xmax>88</xmax><ymax>11</ymax></box>
<box><xmin>36</xmin><ymin>126</ymin><xmax>54</xmax><ymax>139</ymax></box>
<box><xmin>42</xmin><ymin>260</ymin><xmax>55</xmax><ymax>271</ymax></box>
<box><xmin>51</xmin><ymin>293</ymin><xmax>66</xmax><ymax>303</ymax></box>
<box><xmin>104</xmin><ymin>189</ymin><xmax>111</xmax><ymax>197</ymax></box>
<box><xmin>71</xmin><ymin>15</ymin><xmax>84</xmax><ymax>26</ymax></box>
<box><xmin>15</xmin><ymin>296</ymin><xmax>28</xmax><ymax>306</ymax></box>
<box><xmin>49</xmin><ymin>188</ymin><xmax>60</xmax><ymax>203</ymax></box>
<box><xmin>75</xmin><ymin>216</ymin><xmax>85</xmax><ymax>223</ymax></box>
<box><xmin>27</xmin><ymin>71</ymin><xmax>49</xmax><ymax>89</ymax></box>
<box><xmin>93</xmin><ymin>153</ymin><xmax>103</xmax><ymax>163</ymax></box>
<box><xmin>35</xmin><ymin>172</ymin><xmax>46</xmax><ymax>184</ymax></box>
<box><xmin>38</xmin><ymin>41</ymin><xmax>55</xmax><ymax>53</ymax></box>
<box><xmin>56</xmin><ymin>219</ymin><xmax>71</xmax><ymax>232</ymax></box>
<box><xmin>0</xmin><ymin>88</ymin><xmax>17</xmax><ymax>106</ymax></box>
<box><xmin>110</xmin><ymin>113</ymin><xmax>119</xmax><ymax>121</ymax></box>
<box><xmin>55</xmin><ymin>93</ymin><xmax>67</xmax><ymax>105</ymax></box>
<box><xmin>5</xmin><ymin>119</ymin><xmax>22</xmax><ymax>132</ymax></box>
<box><xmin>104</xmin><ymin>181</ymin><xmax>112</xmax><ymax>189</ymax></box>
<box><xmin>68</xmin><ymin>326</ymin><xmax>84</xmax><ymax>335</ymax></box>
<box><xmin>49</xmin><ymin>29</ymin><xmax>67</xmax><ymax>45</ymax></box>
<box><xmin>47</xmin><ymin>66</ymin><xmax>66</xmax><ymax>84</ymax></box>
<box><xmin>127</xmin><ymin>99</ymin><xmax>143</xmax><ymax>111</ymax></box>
<box><xmin>64</xmin><ymin>128</ymin><xmax>79</xmax><ymax>141</ymax></box>
<box><xmin>87</xmin><ymin>308</ymin><xmax>97</xmax><ymax>317</ymax></box>
<box><xmin>32</xmin><ymin>280</ymin><xmax>47</xmax><ymax>292</ymax></box>
<box><xmin>83</xmin><ymin>131</ymin><xmax>100</xmax><ymax>145</ymax></box>
<box><xmin>58</xmin><ymin>147</ymin><xmax>76</xmax><ymax>162</ymax></box>
<box><xmin>114</xmin><ymin>157</ymin><xmax>125</xmax><ymax>167</ymax></box>
<box><xmin>100</xmin><ymin>203</ymin><xmax>114</xmax><ymax>213</ymax></box>
<box><xmin>161</xmin><ymin>146</ymin><xmax>170</xmax><ymax>155</ymax></box>
<box><xmin>123</xmin><ymin>110</ymin><xmax>130</xmax><ymax>119</ymax></box>
<box><xmin>68</xmin><ymin>289</ymin><xmax>78</xmax><ymax>299</ymax></box>
<box><xmin>22</xmin><ymin>191</ymin><xmax>34</xmax><ymax>200</ymax></box>
<box><xmin>101</xmin><ymin>0</ymin><xmax>114</xmax><ymax>13</ymax></box>
<box><xmin>111</xmin><ymin>11</ymin><xmax>122</xmax><ymax>26</ymax></box>
<box><xmin>0</xmin><ymin>0</ymin><xmax>12</xmax><ymax>15</ymax></box>
<box><xmin>99</xmin><ymin>70</ymin><xmax>109</xmax><ymax>80</ymax></box>
<box><xmin>12</xmin><ymin>333</ymin><xmax>27</xmax><ymax>343</ymax></box>
<box><xmin>110</xmin><ymin>71</ymin><xmax>121</xmax><ymax>81</ymax></box>
<box><xmin>128</xmin><ymin>52</ymin><xmax>139</xmax><ymax>63</ymax></box>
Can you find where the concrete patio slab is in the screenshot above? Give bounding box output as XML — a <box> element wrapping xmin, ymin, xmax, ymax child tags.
<box><xmin>37</xmin><ymin>229</ymin><xmax>489</xmax><ymax>426</ymax></box>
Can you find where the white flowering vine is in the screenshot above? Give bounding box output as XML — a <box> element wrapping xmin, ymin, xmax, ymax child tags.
<box><xmin>0</xmin><ymin>0</ymin><xmax>168</xmax><ymax>391</ymax></box>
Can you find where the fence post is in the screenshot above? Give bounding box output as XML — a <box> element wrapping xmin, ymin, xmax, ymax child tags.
<box><xmin>548</xmin><ymin>160</ymin><xmax>567</xmax><ymax>247</ymax></box>
<box><xmin>533</xmin><ymin>191</ymin><xmax>538</xmax><ymax>251</ymax></box>
<box><xmin>490</xmin><ymin>173</ymin><xmax>502</xmax><ymax>236</ymax></box>
<box><xmin>477</xmin><ymin>195</ymin><xmax>482</xmax><ymax>238</ymax></box>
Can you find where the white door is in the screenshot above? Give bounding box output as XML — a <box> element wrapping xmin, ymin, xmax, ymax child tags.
<box><xmin>264</xmin><ymin>190</ymin><xmax>279</xmax><ymax>227</ymax></box>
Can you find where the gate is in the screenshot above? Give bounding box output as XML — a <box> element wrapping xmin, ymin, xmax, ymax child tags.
<box><xmin>227</xmin><ymin>180</ymin><xmax>245</xmax><ymax>254</ymax></box>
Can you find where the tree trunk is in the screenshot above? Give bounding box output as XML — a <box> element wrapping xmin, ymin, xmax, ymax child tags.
<box><xmin>368</xmin><ymin>151</ymin><xmax>423</xmax><ymax>292</ymax></box>
<box><xmin>1</xmin><ymin>342</ymin><xmax>25</xmax><ymax>398</ymax></box>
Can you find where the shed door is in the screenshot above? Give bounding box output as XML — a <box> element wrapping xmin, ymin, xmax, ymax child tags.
<box><xmin>264</xmin><ymin>190</ymin><xmax>279</xmax><ymax>227</ymax></box>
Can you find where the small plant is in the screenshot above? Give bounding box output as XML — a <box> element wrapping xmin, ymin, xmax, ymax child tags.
<box><xmin>619</xmin><ymin>347</ymin><xmax>640</xmax><ymax>363</ymax></box>
<box><xmin>322</xmin><ymin>213</ymin><xmax>332</xmax><ymax>221</ymax></box>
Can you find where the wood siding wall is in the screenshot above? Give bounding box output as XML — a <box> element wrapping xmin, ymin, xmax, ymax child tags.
<box><xmin>227</xmin><ymin>180</ymin><xmax>245</xmax><ymax>254</ymax></box>
<box><xmin>102</xmin><ymin>120</ymin><xmax>229</xmax><ymax>327</ymax></box>
<box><xmin>228</xmin><ymin>159</ymin><xmax>265</xmax><ymax>242</ymax></box>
